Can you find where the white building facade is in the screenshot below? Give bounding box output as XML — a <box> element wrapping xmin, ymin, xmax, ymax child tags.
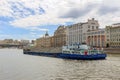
<box><xmin>66</xmin><ymin>18</ymin><xmax>99</xmax><ymax>45</ymax></box>
<box><xmin>106</xmin><ymin>23</ymin><xmax>120</xmax><ymax>48</ymax></box>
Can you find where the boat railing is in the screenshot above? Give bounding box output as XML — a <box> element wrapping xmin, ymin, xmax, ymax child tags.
<box><xmin>88</xmin><ymin>50</ymin><xmax>104</xmax><ymax>54</ymax></box>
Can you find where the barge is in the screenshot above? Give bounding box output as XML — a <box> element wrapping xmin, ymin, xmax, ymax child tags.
<box><xmin>23</xmin><ymin>44</ymin><xmax>107</xmax><ymax>60</ymax></box>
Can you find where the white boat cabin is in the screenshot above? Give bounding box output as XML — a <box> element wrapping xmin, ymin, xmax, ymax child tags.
<box><xmin>62</xmin><ymin>44</ymin><xmax>104</xmax><ymax>54</ymax></box>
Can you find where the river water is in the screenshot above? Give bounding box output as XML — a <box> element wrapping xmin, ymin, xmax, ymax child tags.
<box><xmin>0</xmin><ymin>49</ymin><xmax>120</xmax><ymax>80</ymax></box>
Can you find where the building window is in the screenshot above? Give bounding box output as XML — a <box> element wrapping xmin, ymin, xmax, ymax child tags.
<box><xmin>88</xmin><ymin>25</ymin><xmax>90</xmax><ymax>28</ymax></box>
<box><xmin>92</xmin><ymin>26</ymin><xmax>94</xmax><ymax>30</ymax></box>
<box><xmin>96</xmin><ymin>26</ymin><xmax>98</xmax><ymax>29</ymax></box>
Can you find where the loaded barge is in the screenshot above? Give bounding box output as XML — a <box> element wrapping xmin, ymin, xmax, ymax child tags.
<box><xmin>23</xmin><ymin>44</ymin><xmax>107</xmax><ymax>60</ymax></box>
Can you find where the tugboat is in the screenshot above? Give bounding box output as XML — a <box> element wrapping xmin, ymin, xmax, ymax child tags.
<box><xmin>23</xmin><ymin>44</ymin><xmax>107</xmax><ymax>60</ymax></box>
<box><xmin>59</xmin><ymin>44</ymin><xmax>107</xmax><ymax>60</ymax></box>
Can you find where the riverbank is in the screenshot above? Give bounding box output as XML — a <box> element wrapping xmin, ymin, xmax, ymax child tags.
<box><xmin>104</xmin><ymin>48</ymin><xmax>120</xmax><ymax>54</ymax></box>
<box><xmin>25</xmin><ymin>46</ymin><xmax>120</xmax><ymax>54</ymax></box>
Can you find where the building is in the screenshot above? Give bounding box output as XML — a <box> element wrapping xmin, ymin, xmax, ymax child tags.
<box><xmin>29</xmin><ymin>40</ymin><xmax>36</xmax><ymax>46</ymax></box>
<box><xmin>106</xmin><ymin>23</ymin><xmax>120</xmax><ymax>48</ymax></box>
<box><xmin>0</xmin><ymin>39</ymin><xmax>15</xmax><ymax>45</ymax></box>
<box><xmin>13</xmin><ymin>40</ymin><xmax>21</xmax><ymax>45</ymax></box>
<box><xmin>53</xmin><ymin>25</ymin><xmax>66</xmax><ymax>47</ymax></box>
<box><xmin>66</xmin><ymin>18</ymin><xmax>99</xmax><ymax>45</ymax></box>
<box><xmin>0</xmin><ymin>39</ymin><xmax>27</xmax><ymax>48</ymax></box>
<box><xmin>20</xmin><ymin>40</ymin><xmax>30</xmax><ymax>46</ymax></box>
<box><xmin>50</xmin><ymin>36</ymin><xmax>55</xmax><ymax>47</ymax></box>
<box><xmin>3</xmin><ymin>39</ymin><xmax>14</xmax><ymax>44</ymax></box>
<box><xmin>36</xmin><ymin>25</ymin><xmax>66</xmax><ymax>48</ymax></box>
<box><xmin>36</xmin><ymin>32</ymin><xmax>51</xmax><ymax>48</ymax></box>
<box><xmin>86</xmin><ymin>29</ymin><xmax>106</xmax><ymax>47</ymax></box>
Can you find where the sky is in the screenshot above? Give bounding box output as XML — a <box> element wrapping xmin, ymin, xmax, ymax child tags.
<box><xmin>0</xmin><ymin>0</ymin><xmax>120</xmax><ymax>40</ymax></box>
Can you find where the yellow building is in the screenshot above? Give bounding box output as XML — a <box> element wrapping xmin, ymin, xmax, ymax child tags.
<box><xmin>36</xmin><ymin>25</ymin><xmax>66</xmax><ymax>48</ymax></box>
<box><xmin>36</xmin><ymin>32</ymin><xmax>51</xmax><ymax>48</ymax></box>
<box><xmin>106</xmin><ymin>23</ymin><xmax>120</xmax><ymax>48</ymax></box>
<box><xmin>53</xmin><ymin>25</ymin><xmax>66</xmax><ymax>47</ymax></box>
<box><xmin>50</xmin><ymin>36</ymin><xmax>55</xmax><ymax>47</ymax></box>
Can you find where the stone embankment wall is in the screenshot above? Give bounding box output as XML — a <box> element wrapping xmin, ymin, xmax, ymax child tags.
<box><xmin>25</xmin><ymin>47</ymin><xmax>120</xmax><ymax>54</ymax></box>
<box><xmin>30</xmin><ymin>47</ymin><xmax>62</xmax><ymax>53</ymax></box>
<box><xmin>104</xmin><ymin>48</ymin><xmax>120</xmax><ymax>54</ymax></box>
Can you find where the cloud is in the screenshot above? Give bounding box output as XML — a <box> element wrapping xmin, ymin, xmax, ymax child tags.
<box><xmin>0</xmin><ymin>0</ymin><xmax>13</xmax><ymax>17</ymax></box>
<box><xmin>98</xmin><ymin>6</ymin><xmax>119</xmax><ymax>15</ymax></box>
<box><xmin>60</xmin><ymin>4</ymin><xmax>97</xmax><ymax>19</ymax></box>
<box><xmin>30</xmin><ymin>32</ymin><xmax>37</xmax><ymax>35</ymax></box>
<box><xmin>0</xmin><ymin>0</ymin><xmax>120</xmax><ymax>29</ymax></box>
<box><xmin>1</xmin><ymin>0</ymin><xmax>101</xmax><ymax>24</ymax></box>
<box><xmin>9</xmin><ymin>0</ymin><xmax>102</xmax><ymax>27</ymax></box>
<box><xmin>10</xmin><ymin>14</ymin><xmax>72</xmax><ymax>28</ymax></box>
<box><xmin>29</xmin><ymin>27</ymin><xmax>48</xmax><ymax>32</ymax></box>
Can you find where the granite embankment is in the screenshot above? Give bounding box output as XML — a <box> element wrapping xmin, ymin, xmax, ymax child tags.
<box><xmin>25</xmin><ymin>46</ymin><xmax>120</xmax><ymax>54</ymax></box>
<box><xmin>104</xmin><ymin>48</ymin><xmax>120</xmax><ymax>54</ymax></box>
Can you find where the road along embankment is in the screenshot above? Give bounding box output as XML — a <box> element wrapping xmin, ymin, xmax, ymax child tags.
<box><xmin>104</xmin><ymin>48</ymin><xmax>120</xmax><ymax>54</ymax></box>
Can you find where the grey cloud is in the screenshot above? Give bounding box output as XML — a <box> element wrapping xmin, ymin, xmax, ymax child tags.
<box><xmin>98</xmin><ymin>6</ymin><xmax>119</xmax><ymax>15</ymax></box>
<box><xmin>60</xmin><ymin>2</ymin><xmax>120</xmax><ymax>19</ymax></box>
<box><xmin>60</xmin><ymin>4</ymin><xmax>97</xmax><ymax>19</ymax></box>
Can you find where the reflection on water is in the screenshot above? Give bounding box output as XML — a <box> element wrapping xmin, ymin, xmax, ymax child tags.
<box><xmin>0</xmin><ymin>49</ymin><xmax>120</xmax><ymax>80</ymax></box>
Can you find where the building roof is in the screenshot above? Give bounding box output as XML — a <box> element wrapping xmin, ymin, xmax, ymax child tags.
<box><xmin>112</xmin><ymin>23</ymin><xmax>120</xmax><ymax>27</ymax></box>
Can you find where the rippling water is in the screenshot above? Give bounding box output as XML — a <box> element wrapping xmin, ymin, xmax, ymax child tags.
<box><xmin>0</xmin><ymin>49</ymin><xmax>120</xmax><ymax>80</ymax></box>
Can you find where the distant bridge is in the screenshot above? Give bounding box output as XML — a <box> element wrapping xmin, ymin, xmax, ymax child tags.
<box><xmin>0</xmin><ymin>44</ymin><xmax>24</xmax><ymax>48</ymax></box>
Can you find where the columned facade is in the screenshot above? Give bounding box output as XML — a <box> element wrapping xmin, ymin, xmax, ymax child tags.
<box><xmin>87</xmin><ymin>29</ymin><xmax>106</xmax><ymax>47</ymax></box>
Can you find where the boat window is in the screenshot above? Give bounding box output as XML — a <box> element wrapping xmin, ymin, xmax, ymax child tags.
<box><xmin>79</xmin><ymin>45</ymin><xmax>89</xmax><ymax>50</ymax></box>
